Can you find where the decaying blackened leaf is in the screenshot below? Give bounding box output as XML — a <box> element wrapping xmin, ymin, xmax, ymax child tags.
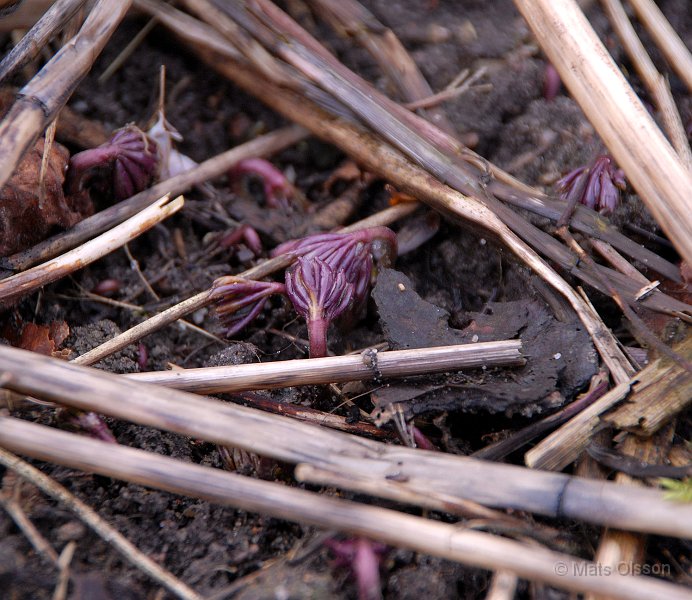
<box><xmin>0</xmin><ymin>137</ymin><xmax>93</xmax><ymax>256</ymax></box>
<box><xmin>372</xmin><ymin>268</ymin><xmax>597</xmax><ymax>418</ymax></box>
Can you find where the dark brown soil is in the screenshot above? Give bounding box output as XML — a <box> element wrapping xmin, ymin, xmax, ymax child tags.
<box><xmin>1</xmin><ymin>1</ymin><xmax>690</xmax><ymax>598</ymax></box>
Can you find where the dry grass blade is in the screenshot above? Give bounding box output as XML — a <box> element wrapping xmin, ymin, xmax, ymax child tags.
<box><xmin>2</xmin><ymin>124</ymin><xmax>307</xmax><ymax>272</ymax></box>
<box><xmin>0</xmin><ymin>0</ymin><xmax>133</xmax><ymax>191</ymax></box>
<box><xmin>0</xmin><ymin>194</ymin><xmax>183</xmax><ymax>308</ymax></box>
<box><xmin>0</xmin><ymin>419</ymin><xmax>688</xmax><ymax>600</ymax></box>
<box><xmin>627</xmin><ymin>0</ymin><xmax>692</xmax><ymax>92</ymax></box>
<box><xmin>126</xmin><ymin>341</ymin><xmax>525</xmax><ymax>393</ymax></box>
<box><xmin>1</xmin><ymin>345</ymin><xmax>691</xmax><ymax>539</ymax></box>
<box><xmin>0</xmin><ymin>0</ymin><xmax>88</xmax><ymax>82</ymax></box>
<box><xmin>0</xmin><ymin>448</ymin><xmax>203</xmax><ymax>600</ymax></box>
<box><xmin>600</xmin><ymin>0</ymin><xmax>692</xmax><ymax>169</ymax></box>
<box><xmin>513</xmin><ymin>0</ymin><xmax>692</xmax><ymax>265</ymax></box>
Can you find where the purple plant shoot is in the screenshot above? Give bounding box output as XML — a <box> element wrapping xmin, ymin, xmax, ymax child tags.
<box><xmin>556</xmin><ymin>155</ymin><xmax>626</xmax><ymax>216</ymax></box>
<box><xmin>285</xmin><ymin>257</ymin><xmax>354</xmax><ymax>358</ymax></box>
<box><xmin>229</xmin><ymin>158</ymin><xmax>293</xmax><ymax>209</ymax></box>
<box><xmin>273</xmin><ymin>226</ymin><xmax>397</xmax><ymax>307</ymax></box>
<box><xmin>210</xmin><ymin>276</ymin><xmax>286</xmax><ymax>336</ymax></box>
<box><xmin>327</xmin><ymin>537</ymin><xmax>387</xmax><ymax>600</ymax></box>
<box><xmin>67</xmin><ymin>125</ymin><xmax>160</xmax><ymax>200</ymax></box>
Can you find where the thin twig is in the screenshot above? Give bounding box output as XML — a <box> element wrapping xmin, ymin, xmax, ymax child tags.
<box><xmin>525</xmin><ymin>382</ymin><xmax>632</xmax><ymax>470</ymax></box>
<box><xmin>0</xmin><ymin>195</ymin><xmax>184</xmax><ymax>308</ymax></box>
<box><xmin>0</xmin><ymin>448</ymin><xmax>203</xmax><ymax>600</ymax></box>
<box><xmin>53</xmin><ymin>541</ymin><xmax>76</xmax><ymax>600</ymax></box>
<box><xmin>0</xmin><ymin>421</ymin><xmax>688</xmax><ymax>600</ymax></box>
<box><xmin>126</xmin><ymin>341</ymin><xmax>525</xmax><ymax>393</ymax></box>
<box><xmin>0</xmin><ymin>486</ymin><xmax>59</xmax><ymax>566</ymax></box>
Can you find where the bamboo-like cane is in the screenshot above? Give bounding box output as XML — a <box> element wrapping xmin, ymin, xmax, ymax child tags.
<box><xmin>627</xmin><ymin>0</ymin><xmax>692</xmax><ymax>92</ymax></box>
<box><xmin>0</xmin><ymin>0</ymin><xmax>88</xmax><ymax>82</ymax></box>
<box><xmin>513</xmin><ymin>0</ymin><xmax>692</xmax><ymax>265</ymax></box>
<box><xmin>1</xmin><ymin>345</ymin><xmax>691</xmax><ymax>539</ymax></box>
<box><xmin>2</xmin><ymin>124</ymin><xmax>307</xmax><ymax>272</ymax></box>
<box><xmin>0</xmin><ymin>195</ymin><xmax>184</xmax><ymax>308</ymax></box>
<box><xmin>0</xmin><ymin>419</ymin><xmax>688</xmax><ymax>600</ymax></box>
<box><xmin>0</xmin><ymin>0</ymin><xmax>133</xmax><ymax>191</ymax></box>
<box><xmin>126</xmin><ymin>341</ymin><xmax>524</xmax><ymax>393</ymax></box>
<box><xmin>600</xmin><ymin>0</ymin><xmax>692</xmax><ymax>169</ymax></box>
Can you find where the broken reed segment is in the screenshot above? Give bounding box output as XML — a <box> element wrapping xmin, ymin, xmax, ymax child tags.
<box><xmin>0</xmin><ymin>0</ymin><xmax>133</xmax><ymax>191</ymax></box>
<box><xmin>525</xmin><ymin>333</ymin><xmax>692</xmax><ymax>471</ymax></box>
<box><xmin>2</xmin><ymin>344</ymin><xmax>691</xmax><ymax>540</ymax></box>
<box><xmin>0</xmin><ymin>420</ymin><xmax>687</xmax><ymax>600</ymax></box>
<box><xmin>126</xmin><ymin>341</ymin><xmax>525</xmax><ymax>394</ymax></box>
<box><xmin>628</xmin><ymin>0</ymin><xmax>692</xmax><ymax>92</ymax></box>
<box><xmin>0</xmin><ymin>195</ymin><xmax>183</xmax><ymax>308</ymax></box>
<box><xmin>603</xmin><ymin>336</ymin><xmax>692</xmax><ymax>436</ymax></box>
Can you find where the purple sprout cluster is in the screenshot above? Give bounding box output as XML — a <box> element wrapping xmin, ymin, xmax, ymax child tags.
<box><xmin>67</xmin><ymin>125</ymin><xmax>160</xmax><ymax>200</ymax></box>
<box><xmin>556</xmin><ymin>155</ymin><xmax>626</xmax><ymax>216</ymax></box>
<box><xmin>210</xmin><ymin>227</ymin><xmax>397</xmax><ymax>357</ymax></box>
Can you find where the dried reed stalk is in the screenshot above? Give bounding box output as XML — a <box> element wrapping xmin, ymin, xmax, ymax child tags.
<box><xmin>0</xmin><ymin>0</ymin><xmax>133</xmax><ymax>191</ymax></box>
<box><xmin>2</xmin><ymin>124</ymin><xmax>307</xmax><ymax>271</ymax></box>
<box><xmin>0</xmin><ymin>0</ymin><xmax>88</xmax><ymax>82</ymax></box>
<box><xmin>513</xmin><ymin>0</ymin><xmax>692</xmax><ymax>265</ymax></box>
<box><xmin>1</xmin><ymin>345</ymin><xmax>691</xmax><ymax>539</ymax></box>
<box><xmin>600</xmin><ymin>0</ymin><xmax>692</xmax><ymax>168</ymax></box>
<box><xmin>0</xmin><ymin>448</ymin><xmax>203</xmax><ymax>600</ymax></box>
<box><xmin>627</xmin><ymin>0</ymin><xmax>692</xmax><ymax>92</ymax></box>
<box><xmin>0</xmin><ymin>195</ymin><xmax>183</xmax><ymax>308</ymax></box>
<box><xmin>126</xmin><ymin>341</ymin><xmax>524</xmax><ymax>393</ymax></box>
<box><xmin>0</xmin><ymin>418</ymin><xmax>688</xmax><ymax>600</ymax></box>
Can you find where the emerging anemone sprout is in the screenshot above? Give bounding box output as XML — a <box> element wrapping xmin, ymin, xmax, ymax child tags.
<box><xmin>273</xmin><ymin>227</ymin><xmax>397</xmax><ymax>305</ymax></box>
<box><xmin>556</xmin><ymin>155</ymin><xmax>626</xmax><ymax>216</ymax></box>
<box><xmin>327</xmin><ymin>537</ymin><xmax>388</xmax><ymax>600</ymax></box>
<box><xmin>210</xmin><ymin>276</ymin><xmax>286</xmax><ymax>336</ymax></box>
<box><xmin>229</xmin><ymin>158</ymin><xmax>293</xmax><ymax>208</ymax></box>
<box><xmin>67</xmin><ymin>125</ymin><xmax>159</xmax><ymax>200</ymax></box>
<box><xmin>285</xmin><ymin>258</ymin><xmax>354</xmax><ymax>358</ymax></box>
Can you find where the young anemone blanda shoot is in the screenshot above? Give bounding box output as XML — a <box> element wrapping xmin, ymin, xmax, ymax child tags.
<box><xmin>66</xmin><ymin>125</ymin><xmax>160</xmax><ymax>201</ymax></box>
<box><xmin>326</xmin><ymin>536</ymin><xmax>388</xmax><ymax>600</ymax></box>
<box><xmin>210</xmin><ymin>276</ymin><xmax>286</xmax><ymax>337</ymax></box>
<box><xmin>210</xmin><ymin>227</ymin><xmax>397</xmax><ymax>356</ymax></box>
<box><xmin>228</xmin><ymin>158</ymin><xmax>294</xmax><ymax>209</ymax></box>
<box><xmin>556</xmin><ymin>154</ymin><xmax>626</xmax><ymax>216</ymax></box>
<box><xmin>285</xmin><ymin>257</ymin><xmax>354</xmax><ymax>358</ymax></box>
<box><xmin>277</xmin><ymin>227</ymin><xmax>397</xmax><ymax>357</ymax></box>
